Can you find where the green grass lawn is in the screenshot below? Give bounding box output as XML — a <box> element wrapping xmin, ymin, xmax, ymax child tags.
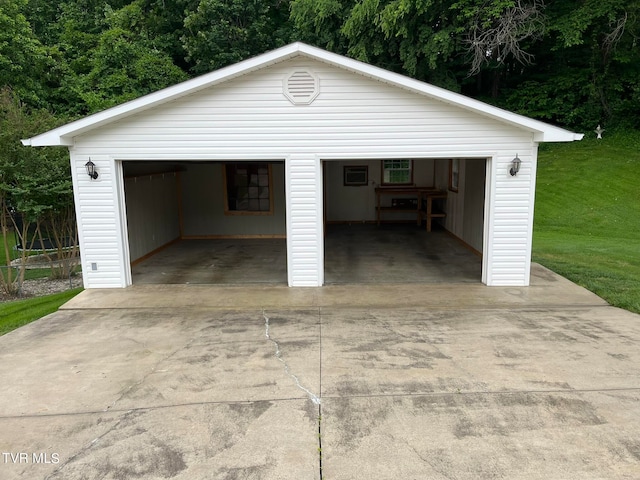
<box><xmin>0</xmin><ymin>287</ymin><xmax>83</xmax><ymax>336</ymax></box>
<box><xmin>534</xmin><ymin>130</ymin><xmax>640</xmax><ymax>313</ymax></box>
<box><xmin>1</xmin><ymin>229</ymin><xmax>83</xmax><ymax>336</ymax></box>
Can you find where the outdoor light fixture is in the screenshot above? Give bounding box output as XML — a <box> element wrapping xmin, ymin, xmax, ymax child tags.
<box><xmin>85</xmin><ymin>160</ymin><xmax>98</xmax><ymax>179</ymax></box>
<box><xmin>509</xmin><ymin>154</ymin><xmax>521</xmax><ymax>176</ymax></box>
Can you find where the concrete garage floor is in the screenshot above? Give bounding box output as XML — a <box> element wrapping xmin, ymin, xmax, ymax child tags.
<box><xmin>131</xmin><ymin>237</ymin><xmax>289</xmax><ymax>284</ymax></box>
<box><xmin>324</xmin><ymin>224</ymin><xmax>480</xmax><ymax>284</ymax></box>
<box><xmin>131</xmin><ymin>224</ymin><xmax>481</xmax><ymax>285</ymax></box>
<box><xmin>2</xmin><ymin>265</ymin><xmax>640</xmax><ymax>479</ymax></box>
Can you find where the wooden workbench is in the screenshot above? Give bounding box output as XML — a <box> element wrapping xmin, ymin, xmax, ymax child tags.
<box><xmin>375</xmin><ymin>187</ymin><xmax>447</xmax><ymax>231</ymax></box>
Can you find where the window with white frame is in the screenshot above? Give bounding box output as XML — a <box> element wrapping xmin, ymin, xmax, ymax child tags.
<box><xmin>382</xmin><ymin>159</ymin><xmax>413</xmax><ymax>185</ymax></box>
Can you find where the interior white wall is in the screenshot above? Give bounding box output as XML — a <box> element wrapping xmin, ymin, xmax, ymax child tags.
<box><xmin>462</xmin><ymin>160</ymin><xmax>486</xmax><ymax>252</ymax></box>
<box><xmin>180</xmin><ymin>163</ymin><xmax>286</xmax><ymax>236</ymax></box>
<box><xmin>124</xmin><ymin>173</ymin><xmax>180</xmax><ymax>262</ymax></box>
<box><xmin>324</xmin><ymin>159</ymin><xmax>435</xmax><ymax>222</ymax></box>
<box><xmin>435</xmin><ymin>158</ymin><xmax>486</xmax><ymax>253</ymax></box>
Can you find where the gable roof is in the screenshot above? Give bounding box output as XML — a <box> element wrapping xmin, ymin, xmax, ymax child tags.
<box><xmin>23</xmin><ymin>42</ymin><xmax>583</xmax><ymax>147</ymax></box>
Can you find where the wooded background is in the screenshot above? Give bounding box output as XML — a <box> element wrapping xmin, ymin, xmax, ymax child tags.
<box><xmin>1</xmin><ymin>0</ymin><xmax>638</xmax><ymax>130</ymax></box>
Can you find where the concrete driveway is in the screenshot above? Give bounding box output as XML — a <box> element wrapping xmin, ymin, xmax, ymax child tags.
<box><xmin>1</xmin><ymin>264</ymin><xmax>640</xmax><ymax>479</ymax></box>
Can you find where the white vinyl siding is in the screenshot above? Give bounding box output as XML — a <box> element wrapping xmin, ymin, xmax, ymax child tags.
<box><xmin>286</xmin><ymin>155</ymin><xmax>323</xmax><ymax>286</ymax></box>
<box><xmin>71</xmin><ymin>154</ymin><xmax>129</xmax><ymax>288</ymax></box>
<box><xmin>71</xmin><ymin>59</ymin><xmax>533</xmax><ymax>160</ymax></box>
<box><xmin>70</xmin><ymin>57</ymin><xmax>539</xmax><ymax>287</ymax></box>
<box><xmin>485</xmin><ymin>153</ymin><xmax>537</xmax><ymax>286</ymax></box>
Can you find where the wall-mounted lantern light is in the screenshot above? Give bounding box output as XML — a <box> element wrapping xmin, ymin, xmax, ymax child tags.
<box><xmin>85</xmin><ymin>160</ymin><xmax>99</xmax><ymax>179</ymax></box>
<box><xmin>509</xmin><ymin>154</ymin><xmax>521</xmax><ymax>176</ymax></box>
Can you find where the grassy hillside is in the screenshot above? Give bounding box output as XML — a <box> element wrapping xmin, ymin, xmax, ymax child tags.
<box><xmin>534</xmin><ymin>131</ymin><xmax>640</xmax><ymax>313</ymax></box>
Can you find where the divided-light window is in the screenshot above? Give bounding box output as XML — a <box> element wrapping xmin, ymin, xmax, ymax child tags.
<box><xmin>382</xmin><ymin>159</ymin><xmax>413</xmax><ymax>185</ymax></box>
<box><xmin>224</xmin><ymin>163</ymin><xmax>273</xmax><ymax>215</ymax></box>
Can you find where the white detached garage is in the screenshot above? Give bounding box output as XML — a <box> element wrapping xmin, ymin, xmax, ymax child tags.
<box><xmin>23</xmin><ymin>42</ymin><xmax>582</xmax><ymax>289</ymax></box>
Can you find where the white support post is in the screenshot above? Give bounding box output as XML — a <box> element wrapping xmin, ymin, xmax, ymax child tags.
<box><xmin>285</xmin><ymin>155</ymin><xmax>324</xmax><ymax>287</ymax></box>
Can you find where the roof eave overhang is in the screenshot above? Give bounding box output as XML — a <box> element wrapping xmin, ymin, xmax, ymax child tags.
<box><xmin>22</xmin><ymin>42</ymin><xmax>583</xmax><ymax>147</ymax></box>
<box><xmin>21</xmin><ymin>135</ymin><xmax>74</xmax><ymax>147</ymax></box>
<box><xmin>534</xmin><ymin>131</ymin><xmax>585</xmax><ymax>142</ymax></box>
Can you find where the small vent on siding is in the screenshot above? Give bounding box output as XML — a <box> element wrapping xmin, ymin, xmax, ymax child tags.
<box><xmin>284</xmin><ymin>70</ymin><xmax>319</xmax><ymax>105</ymax></box>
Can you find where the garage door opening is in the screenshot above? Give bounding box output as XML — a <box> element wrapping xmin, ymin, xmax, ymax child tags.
<box><xmin>324</xmin><ymin>224</ymin><xmax>480</xmax><ymax>284</ymax></box>
<box><xmin>323</xmin><ymin>158</ymin><xmax>486</xmax><ymax>284</ymax></box>
<box><xmin>122</xmin><ymin>160</ymin><xmax>287</xmax><ymax>285</ymax></box>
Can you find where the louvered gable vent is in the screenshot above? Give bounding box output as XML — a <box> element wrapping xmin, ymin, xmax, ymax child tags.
<box><xmin>284</xmin><ymin>70</ymin><xmax>319</xmax><ymax>105</ymax></box>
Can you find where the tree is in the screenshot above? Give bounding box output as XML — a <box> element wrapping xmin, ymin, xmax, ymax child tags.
<box><xmin>500</xmin><ymin>0</ymin><xmax>640</xmax><ymax>129</ymax></box>
<box><xmin>290</xmin><ymin>0</ymin><xmax>640</xmax><ymax>129</ymax></box>
<box><xmin>9</xmin><ymin>0</ymin><xmax>637</xmax><ymax>133</ymax></box>
<box><xmin>138</xmin><ymin>0</ymin><xmax>199</xmax><ymax>71</ymax></box>
<box><xmin>290</xmin><ymin>0</ymin><xmax>354</xmax><ymax>53</ymax></box>
<box><xmin>0</xmin><ymin>88</ymin><xmax>76</xmax><ymax>294</ymax></box>
<box><xmin>183</xmin><ymin>0</ymin><xmax>294</xmax><ymax>74</ymax></box>
<box><xmin>292</xmin><ymin>0</ymin><xmax>546</xmax><ymax>92</ymax></box>
<box><xmin>548</xmin><ymin>0</ymin><xmax>640</xmax><ymax>128</ymax></box>
<box><xmin>291</xmin><ymin>0</ymin><xmax>464</xmax><ymax>89</ymax></box>
<box><xmin>462</xmin><ymin>0</ymin><xmax>546</xmax><ymax>81</ymax></box>
<box><xmin>0</xmin><ymin>0</ymin><xmax>55</xmax><ymax>106</ymax></box>
<box><xmin>60</xmin><ymin>1</ymin><xmax>186</xmax><ymax>112</ymax></box>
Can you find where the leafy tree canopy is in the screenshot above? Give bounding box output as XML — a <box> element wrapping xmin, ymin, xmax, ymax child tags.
<box><xmin>0</xmin><ymin>0</ymin><xmax>57</xmax><ymax>106</ymax></box>
<box><xmin>2</xmin><ymin>0</ymin><xmax>638</xmax><ymax>130</ymax></box>
<box><xmin>183</xmin><ymin>0</ymin><xmax>294</xmax><ymax>74</ymax></box>
<box><xmin>73</xmin><ymin>1</ymin><xmax>188</xmax><ymax>112</ymax></box>
<box><xmin>291</xmin><ymin>0</ymin><xmax>640</xmax><ymax>130</ymax></box>
<box><xmin>0</xmin><ymin>88</ymin><xmax>70</xmax><ymax>222</ymax></box>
